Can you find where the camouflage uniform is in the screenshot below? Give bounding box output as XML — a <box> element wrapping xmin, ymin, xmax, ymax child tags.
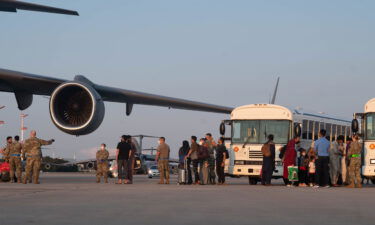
<box><xmin>22</xmin><ymin>137</ymin><xmax>53</xmax><ymax>184</ymax></box>
<box><xmin>2</xmin><ymin>143</ymin><xmax>12</xmax><ymax>163</ymax></box>
<box><xmin>8</xmin><ymin>141</ymin><xmax>23</xmax><ymax>183</ymax></box>
<box><xmin>347</xmin><ymin>141</ymin><xmax>362</xmax><ymax>188</ymax></box>
<box><xmin>206</xmin><ymin>140</ymin><xmax>216</xmax><ymax>185</ymax></box>
<box><xmin>96</xmin><ymin>149</ymin><xmax>109</xmax><ymax>183</ymax></box>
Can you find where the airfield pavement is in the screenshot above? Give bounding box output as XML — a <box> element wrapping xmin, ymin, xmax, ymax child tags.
<box><xmin>0</xmin><ymin>173</ymin><xmax>374</xmax><ymax>225</ymax></box>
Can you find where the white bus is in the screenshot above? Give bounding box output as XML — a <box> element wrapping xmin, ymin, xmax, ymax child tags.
<box><xmin>353</xmin><ymin>98</ymin><xmax>375</xmax><ymax>184</ymax></box>
<box><xmin>220</xmin><ymin>104</ymin><xmax>351</xmax><ymax>185</ymax></box>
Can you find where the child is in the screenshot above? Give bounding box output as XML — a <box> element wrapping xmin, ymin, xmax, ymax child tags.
<box><xmin>307</xmin><ymin>148</ymin><xmax>317</xmax><ymax>187</ymax></box>
<box><xmin>298</xmin><ymin>148</ymin><xmax>308</xmax><ymax>187</ymax></box>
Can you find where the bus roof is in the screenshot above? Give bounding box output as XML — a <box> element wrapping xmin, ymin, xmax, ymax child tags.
<box><xmin>231</xmin><ymin>104</ymin><xmax>293</xmax><ymax>120</ymax></box>
<box><xmin>231</xmin><ymin>103</ymin><xmax>350</xmax><ymax>123</ymax></box>
<box><xmin>365</xmin><ymin>98</ymin><xmax>375</xmax><ymax>113</ymax></box>
<box><xmin>293</xmin><ymin>109</ymin><xmax>351</xmax><ymax>123</ymax></box>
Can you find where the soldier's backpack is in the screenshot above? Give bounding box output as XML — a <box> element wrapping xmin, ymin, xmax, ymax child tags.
<box><xmin>261</xmin><ymin>143</ymin><xmax>271</xmax><ymax>157</ymax></box>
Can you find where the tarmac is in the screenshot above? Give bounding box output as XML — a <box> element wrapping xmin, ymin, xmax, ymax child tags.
<box><xmin>0</xmin><ymin>173</ymin><xmax>374</xmax><ymax>225</ymax></box>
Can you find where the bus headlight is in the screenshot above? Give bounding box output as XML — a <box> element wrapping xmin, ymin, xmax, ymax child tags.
<box><xmin>235</xmin><ymin>160</ymin><xmax>245</xmax><ymax>165</ymax></box>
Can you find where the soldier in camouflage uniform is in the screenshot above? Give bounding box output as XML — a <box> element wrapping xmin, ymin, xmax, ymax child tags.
<box><xmin>96</xmin><ymin>143</ymin><xmax>109</xmax><ymax>183</ymax></box>
<box><xmin>346</xmin><ymin>135</ymin><xmax>362</xmax><ymax>188</ymax></box>
<box><xmin>22</xmin><ymin>130</ymin><xmax>54</xmax><ymax>184</ymax></box>
<box><xmin>8</xmin><ymin>136</ymin><xmax>23</xmax><ymax>183</ymax></box>
<box><xmin>205</xmin><ymin>133</ymin><xmax>217</xmax><ymax>185</ymax></box>
<box><xmin>2</xmin><ymin>136</ymin><xmax>13</xmax><ymax>163</ymax></box>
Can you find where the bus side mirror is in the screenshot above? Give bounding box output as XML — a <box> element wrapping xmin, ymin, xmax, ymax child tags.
<box><xmin>220</xmin><ymin>122</ymin><xmax>226</xmax><ymax>136</ymax></box>
<box><xmin>352</xmin><ymin>119</ymin><xmax>359</xmax><ymax>133</ymax></box>
<box><xmin>294</xmin><ymin>124</ymin><xmax>301</xmax><ymax>137</ymax></box>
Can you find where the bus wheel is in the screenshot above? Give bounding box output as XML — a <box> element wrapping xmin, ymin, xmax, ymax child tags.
<box><xmin>248</xmin><ymin>177</ymin><xmax>258</xmax><ymax>185</ymax></box>
<box><xmin>371</xmin><ymin>178</ymin><xmax>375</xmax><ymax>185</ymax></box>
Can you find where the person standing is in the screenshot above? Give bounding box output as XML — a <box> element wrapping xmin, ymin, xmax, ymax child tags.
<box><xmin>314</xmin><ymin>129</ymin><xmax>330</xmax><ymax>188</ymax></box>
<box><xmin>22</xmin><ymin>130</ymin><xmax>54</xmax><ymax>184</ymax></box>
<box><xmin>283</xmin><ymin>136</ymin><xmax>299</xmax><ymax>187</ymax></box>
<box><xmin>127</xmin><ymin>136</ymin><xmax>136</xmax><ymax>184</ymax></box>
<box><xmin>155</xmin><ymin>137</ymin><xmax>170</xmax><ymax>184</ymax></box>
<box><xmin>308</xmin><ymin>153</ymin><xmax>317</xmax><ymax>187</ymax></box>
<box><xmin>185</xmin><ymin>136</ymin><xmax>200</xmax><ymax>185</ymax></box>
<box><xmin>329</xmin><ymin>135</ymin><xmax>344</xmax><ymax>187</ymax></box>
<box><xmin>2</xmin><ymin>136</ymin><xmax>13</xmax><ymax>163</ymax></box>
<box><xmin>96</xmin><ymin>143</ymin><xmax>109</xmax><ymax>183</ymax></box>
<box><xmin>199</xmin><ymin>139</ymin><xmax>210</xmax><ymax>185</ymax></box>
<box><xmin>261</xmin><ymin>134</ymin><xmax>275</xmax><ymax>186</ymax></box>
<box><xmin>215</xmin><ymin>137</ymin><xmax>227</xmax><ymax>185</ymax></box>
<box><xmin>346</xmin><ymin>135</ymin><xmax>362</xmax><ymax>188</ymax></box>
<box><xmin>297</xmin><ymin>149</ymin><xmax>309</xmax><ymax>187</ymax></box>
<box><xmin>116</xmin><ymin>135</ymin><xmax>132</xmax><ymax>184</ymax></box>
<box><xmin>178</xmin><ymin>140</ymin><xmax>191</xmax><ymax>183</ymax></box>
<box><xmin>205</xmin><ymin>133</ymin><xmax>217</xmax><ymax>185</ymax></box>
<box><xmin>8</xmin><ymin>136</ymin><xmax>23</xmax><ymax>183</ymax></box>
<box><xmin>343</xmin><ymin>137</ymin><xmax>353</xmax><ymax>185</ymax></box>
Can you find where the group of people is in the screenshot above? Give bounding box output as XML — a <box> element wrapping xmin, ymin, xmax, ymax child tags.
<box><xmin>262</xmin><ymin>129</ymin><xmax>363</xmax><ymax>188</ymax></box>
<box><xmin>0</xmin><ymin>130</ymin><xmax>54</xmax><ymax>184</ymax></box>
<box><xmin>179</xmin><ymin>133</ymin><xmax>228</xmax><ymax>185</ymax></box>
<box><xmin>95</xmin><ymin>135</ymin><xmax>172</xmax><ymax>185</ymax></box>
<box><xmin>95</xmin><ymin>135</ymin><xmax>138</xmax><ymax>184</ymax></box>
<box><xmin>1</xmin><ymin>129</ymin><xmax>364</xmax><ymax>188</ymax></box>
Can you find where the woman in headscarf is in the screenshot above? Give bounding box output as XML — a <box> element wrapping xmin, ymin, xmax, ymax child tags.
<box><xmin>179</xmin><ymin>140</ymin><xmax>192</xmax><ymax>184</ymax></box>
<box><xmin>283</xmin><ymin>136</ymin><xmax>300</xmax><ymax>186</ymax></box>
<box><xmin>329</xmin><ymin>135</ymin><xmax>344</xmax><ymax>187</ymax></box>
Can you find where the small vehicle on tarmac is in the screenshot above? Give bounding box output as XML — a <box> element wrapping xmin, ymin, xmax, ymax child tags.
<box><xmin>147</xmin><ymin>165</ymin><xmax>160</xmax><ymax>178</ymax></box>
<box><xmin>0</xmin><ymin>160</ymin><xmax>10</xmax><ymax>182</ymax></box>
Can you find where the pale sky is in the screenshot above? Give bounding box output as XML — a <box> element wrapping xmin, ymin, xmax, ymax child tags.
<box><xmin>0</xmin><ymin>0</ymin><xmax>374</xmax><ymax>159</ymax></box>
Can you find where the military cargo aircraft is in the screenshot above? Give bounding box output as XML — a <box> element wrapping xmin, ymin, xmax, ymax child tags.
<box><xmin>0</xmin><ymin>0</ymin><xmax>78</xmax><ymax>15</ymax></box>
<box><xmin>0</xmin><ymin>68</ymin><xmax>233</xmax><ymax>136</ymax></box>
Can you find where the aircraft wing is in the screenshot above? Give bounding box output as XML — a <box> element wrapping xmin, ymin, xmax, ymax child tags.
<box><xmin>0</xmin><ymin>0</ymin><xmax>79</xmax><ymax>15</ymax></box>
<box><xmin>0</xmin><ymin>68</ymin><xmax>233</xmax><ymax>114</ymax></box>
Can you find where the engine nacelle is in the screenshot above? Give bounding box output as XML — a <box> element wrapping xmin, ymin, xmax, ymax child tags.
<box><xmin>49</xmin><ymin>81</ymin><xmax>105</xmax><ymax>135</ymax></box>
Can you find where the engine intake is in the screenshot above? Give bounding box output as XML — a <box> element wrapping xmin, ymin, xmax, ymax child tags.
<box><xmin>49</xmin><ymin>82</ymin><xmax>105</xmax><ymax>135</ymax></box>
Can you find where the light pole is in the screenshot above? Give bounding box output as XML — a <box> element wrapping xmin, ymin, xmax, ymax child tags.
<box><xmin>20</xmin><ymin>113</ymin><xmax>28</xmax><ymax>141</ymax></box>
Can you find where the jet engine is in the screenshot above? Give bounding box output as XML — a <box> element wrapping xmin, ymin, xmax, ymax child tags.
<box><xmin>49</xmin><ymin>81</ymin><xmax>105</xmax><ymax>135</ymax></box>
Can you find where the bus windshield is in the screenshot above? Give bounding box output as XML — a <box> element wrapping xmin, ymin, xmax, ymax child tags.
<box><xmin>232</xmin><ymin>120</ymin><xmax>291</xmax><ymax>144</ymax></box>
<box><xmin>366</xmin><ymin>113</ymin><xmax>375</xmax><ymax>140</ymax></box>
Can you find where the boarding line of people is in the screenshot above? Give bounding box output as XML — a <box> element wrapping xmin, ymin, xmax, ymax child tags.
<box><xmin>263</xmin><ymin>129</ymin><xmax>363</xmax><ymax>188</ymax></box>
<box><xmin>96</xmin><ymin>133</ymin><xmax>228</xmax><ymax>186</ymax></box>
<box><xmin>0</xmin><ymin>131</ymin><xmax>54</xmax><ymax>184</ymax></box>
<box><xmin>179</xmin><ymin>133</ymin><xmax>228</xmax><ymax>185</ymax></box>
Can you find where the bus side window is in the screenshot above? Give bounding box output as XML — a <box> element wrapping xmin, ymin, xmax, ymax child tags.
<box><xmin>308</xmin><ymin>121</ymin><xmax>314</xmax><ymax>140</ymax></box>
<box><xmin>302</xmin><ymin>120</ymin><xmax>309</xmax><ymax>139</ymax></box>
<box><xmin>314</xmin><ymin>121</ymin><xmax>320</xmax><ymax>140</ymax></box>
<box><xmin>326</xmin><ymin>123</ymin><xmax>332</xmax><ymax>141</ymax></box>
<box><xmin>332</xmin><ymin>124</ymin><xmax>337</xmax><ymax>141</ymax></box>
<box><xmin>337</xmin><ymin>125</ymin><xmax>342</xmax><ymax>136</ymax></box>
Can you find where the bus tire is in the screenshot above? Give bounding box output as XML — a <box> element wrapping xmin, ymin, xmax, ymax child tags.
<box><xmin>371</xmin><ymin>178</ymin><xmax>375</xmax><ymax>185</ymax></box>
<box><xmin>248</xmin><ymin>177</ymin><xmax>258</xmax><ymax>185</ymax></box>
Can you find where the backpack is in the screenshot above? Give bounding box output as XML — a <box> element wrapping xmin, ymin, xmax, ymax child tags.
<box><xmin>198</xmin><ymin>146</ymin><xmax>209</xmax><ymax>160</ymax></box>
<box><xmin>261</xmin><ymin>143</ymin><xmax>271</xmax><ymax>157</ymax></box>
